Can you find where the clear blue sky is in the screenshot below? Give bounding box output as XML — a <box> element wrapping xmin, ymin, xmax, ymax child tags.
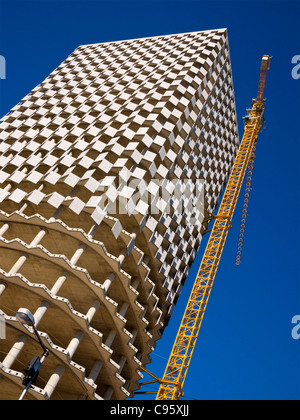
<box><xmin>0</xmin><ymin>0</ymin><xmax>299</xmax><ymax>401</ymax></box>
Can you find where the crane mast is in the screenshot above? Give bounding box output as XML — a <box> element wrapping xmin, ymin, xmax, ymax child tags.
<box><xmin>156</xmin><ymin>55</ymin><xmax>272</xmax><ymax>400</ymax></box>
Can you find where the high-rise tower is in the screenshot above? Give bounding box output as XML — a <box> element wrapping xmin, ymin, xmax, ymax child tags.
<box><xmin>0</xmin><ymin>29</ymin><xmax>239</xmax><ymax>400</ymax></box>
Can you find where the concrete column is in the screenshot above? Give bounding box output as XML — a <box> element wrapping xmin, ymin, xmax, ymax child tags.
<box><xmin>2</xmin><ymin>336</ymin><xmax>27</xmax><ymax>369</ymax></box>
<box><xmin>29</xmin><ymin>227</ymin><xmax>47</xmax><ymax>247</ymax></box>
<box><xmin>8</xmin><ymin>253</ymin><xmax>28</xmax><ymax>275</ymax></box>
<box><xmin>105</xmin><ymin>329</ymin><xmax>117</xmax><ymax>348</ymax></box>
<box><xmin>50</xmin><ymin>273</ymin><xmax>68</xmax><ymax>295</ymax></box>
<box><xmin>88</xmin><ymin>360</ymin><xmax>103</xmax><ymax>383</ymax></box>
<box><xmin>66</xmin><ymin>331</ymin><xmax>84</xmax><ymax>359</ymax></box>
<box><xmin>33</xmin><ymin>301</ymin><xmax>50</xmax><ymax>327</ymax></box>
<box><xmin>117</xmin><ymin>356</ymin><xmax>126</xmax><ymax>375</ymax></box>
<box><xmin>50</xmin><ymin>204</ymin><xmax>65</xmax><ymax>221</ymax></box>
<box><xmin>70</xmin><ymin>244</ymin><xmax>86</xmax><ymax>265</ymax></box>
<box><xmin>118</xmin><ymin>249</ymin><xmax>127</xmax><ymax>266</ymax></box>
<box><xmin>88</xmin><ymin>223</ymin><xmax>100</xmax><ymax>238</ymax></box>
<box><xmin>140</xmin><ymin>304</ymin><xmax>148</xmax><ymax>319</ymax></box>
<box><xmin>0</xmin><ymin>282</ymin><xmax>7</xmax><ymax>296</ymax></box>
<box><xmin>131</xmin><ymin>227</ymin><xmax>139</xmax><ymax>246</ymax></box>
<box><xmin>130</xmin><ymin>329</ymin><xmax>138</xmax><ymax>345</ymax></box>
<box><xmin>103</xmin><ymin>273</ymin><xmax>115</xmax><ymax>294</ymax></box>
<box><xmin>119</xmin><ymin>302</ymin><xmax>129</xmax><ymax>318</ymax></box>
<box><xmin>86</xmin><ymin>300</ymin><xmax>100</xmax><ymax>324</ymax></box>
<box><xmin>44</xmin><ymin>365</ymin><xmax>65</xmax><ymax>399</ymax></box>
<box><xmin>103</xmin><ymin>386</ymin><xmax>114</xmax><ymax>400</ymax></box>
<box><xmin>0</xmin><ymin>223</ymin><xmax>9</xmax><ymax>237</ymax></box>
<box><xmin>131</xmin><ymin>277</ymin><xmax>140</xmax><ymax>291</ymax></box>
<box><xmin>8</xmin><ymin>227</ymin><xmax>47</xmax><ymax>275</ymax></box>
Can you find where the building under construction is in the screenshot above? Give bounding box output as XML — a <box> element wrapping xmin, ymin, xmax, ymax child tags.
<box><xmin>0</xmin><ymin>29</ymin><xmax>240</xmax><ymax>400</ymax></box>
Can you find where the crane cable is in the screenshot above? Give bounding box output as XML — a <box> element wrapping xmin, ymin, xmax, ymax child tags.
<box><xmin>235</xmin><ymin>142</ymin><xmax>257</xmax><ymax>265</ymax></box>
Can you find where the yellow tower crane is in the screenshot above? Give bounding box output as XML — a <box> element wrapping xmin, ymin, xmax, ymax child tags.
<box><xmin>155</xmin><ymin>55</ymin><xmax>272</xmax><ymax>400</ymax></box>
